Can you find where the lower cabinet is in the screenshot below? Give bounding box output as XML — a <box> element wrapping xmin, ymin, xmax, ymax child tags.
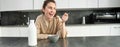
<box><xmin>67</xmin><ymin>25</ymin><xmax>90</xmax><ymax>37</ymax></box>
<box><xmin>0</xmin><ymin>27</ymin><xmax>2</xmax><ymax>36</ymax></box>
<box><xmin>67</xmin><ymin>26</ymin><xmax>80</xmax><ymax>37</ymax></box>
<box><xmin>1</xmin><ymin>27</ymin><xmax>19</xmax><ymax>37</ymax></box>
<box><xmin>90</xmin><ymin>25</ymin><xmax>110</xmax><ymax>36</ymax></box>
<box><xmin>78</xmin><ymin>26</ymin><xmax>91</xmax><ymax>36</ymax></box>
<box><xmin>18</xmin><ymin>27</ymin><xmax>28</xmax><ymax>37</ymax></box>
<box><xmin>110</xmin><ymin>25</ymin><xmax>120</xmax><ymax>36</ymax></box>
<box><xmin>0</xmin><ymin>27</ymin><xmax>28</xmax><ymax>37</ymax></box>
<box><xmin>0</xmin><ymin>24</ymin><xmax>119</xmax><ymax>37</ymax></box>
<box><xmin>66</xmin><ymin>24</ymin><xmax>120</xmax><ymax>37</ymax></box>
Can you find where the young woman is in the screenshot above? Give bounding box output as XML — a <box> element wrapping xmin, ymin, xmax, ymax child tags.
<box><xmin>35</xmin><ymin>0</ymin><xmax>69</xmax><ymax>39</ymax></box>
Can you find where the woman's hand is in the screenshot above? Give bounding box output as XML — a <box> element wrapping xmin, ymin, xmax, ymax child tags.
<box><xmin>62</xmin><ymin>13</ymin><xmax>69</xmax><ymax>22</ymax></box>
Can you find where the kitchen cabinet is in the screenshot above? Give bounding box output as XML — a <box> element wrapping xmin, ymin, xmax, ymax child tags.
<box><xmin>1</xmin><ymin>0</ymin><xmax>120</xmax><ymax>11</ymax></box>
<box><xmin>67</xmin><ymin>26</ymin><xmax>79</xmax><ymax>37</ymax></box>
<box><xmin>69</xmin><ymin>0</ymin><xmax>87</xmax><ymax>8</ymax></box>
<box><xmin>66</xmin><ymin>25</ymin><xmax>90</xmax><ymax>37</ymax></box>
<box><xmin>87</xmin><ymin>0</ymin><xmax>98</xmax><ymax>8</ymax></box>
<box><xmin>34</xmin><ymin>0</ymin><xmax>69</xmax><ymax>10</ymax></box>
<box><xmin>0</xmin><ymin>27</ymin><xmax>20</xmax><ymax>37</ymax></box>
<box><xmin>69</xmin><ymin>0</ymin><xmax>98</xmax><ymax>9</ymax></box>
<box><xmin>66</xmin><ymin>25</ymin><xmax>111</xmax><ymax>37</ymax></box>
<box><xmin>90</xmin><ymin>25</ymin><xmax>110</xmax><ymax>36</ymax></box>
<box><xmin>78</xmin><ymin>26</ymin><xmax>91</xmax><ymax>36</ymax></box>
<box><xmin>34</xmin><ymin>0</ymin><xmax>44</xmax><ymax>10</ymax></box>
<box><xmin>0</xmin><ymin>27</ymin><xmax>28</xmax><ymax>37</ymax></box>
<box><xmin>55</xmin><ymin>0</ymin><xmax>69</xmax><ymax>9</ymax></box>
<box><xmin>0</xmin><ymin>27</ymin><xmax>1</xmax><ymax>36</ymax></box>
<box><xmin>99</xmin><ymin>0</ymin><xmax>120</xmax><ymax>8</ymax></box>
<box><xmin>18</xmin><ymin>27</ymin><xmax>28</xmax><ymax>37</ymax></box>
<box><xmin>110</xmin><ymin>25</ymin><xmax>120</xmax><ymax>36</ymax></box>
<box><xmin>0</xmin><ymin>0</ymin><xmax>33</xmax><ymax>11</ymax></box>
<box><xmin>0</xmin><ymin>1</ymin><xmax>1</xmax><ymax>11</ymax></box>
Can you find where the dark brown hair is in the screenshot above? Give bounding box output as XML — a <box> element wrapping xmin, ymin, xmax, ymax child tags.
<box><xmin>42</xmin><ymin>0</ymin><xmax>57</xmax><ymax>17</ymax></box>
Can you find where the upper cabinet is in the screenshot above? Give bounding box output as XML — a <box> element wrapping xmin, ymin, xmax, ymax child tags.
<box><xmin>69</xmin><ymin>0</ymin><xmax>98</xmax><ymax>9</ymax></box>
<box><xmin>34</xmin><ymin>0</ymin><xmax>44</xmax><ymax>10</ymax></box>
<box><xmin>1</xmin><ymin>0</ymin><xmax>120</xmax><ymax>11</ymax></box>
<box><xmin>33</xmin><ymin>0</ymin><xmax>98</xmax><ymax>10</ymax></box>
<box><xmin>69</xmin><ymin>0</ymin><xmax>87</xmax><ymax>8</ymax></box>
<box><xmin>99</xmin><ymin>0</ymin><xmax>120</xmax><ymax>8</ymax></box>
<box><xmin>34</xmin><ymin>0</ymin><xmax>69</xmax><ymax>10</ymax></box>
<box><xmin>0</xmin><ymin>1</ymin><xmax>1</xmax><ymax>11</ymax></box>
<box><xmin>0</xmin><ymin>0</ymin><xmax>33</xmax><ymax>11</ymax></box>
<box><xmin>87</xmin><ymin>0</ymin><xmax>98</xmax><ymax>8</ymax></box>
<box><xmin>55</xmin><ymin>0</ymin><xmax>69</xmax><ymax>9</ymax></box>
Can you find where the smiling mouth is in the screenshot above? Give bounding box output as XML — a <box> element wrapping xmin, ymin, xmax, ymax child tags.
<box><xmin>49</xmin><ymin>13</ymin><xmax>54</xmax><ymax>16</ymax></box>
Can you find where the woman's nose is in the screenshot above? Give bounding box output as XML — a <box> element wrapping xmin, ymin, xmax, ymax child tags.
<box><xmin>50</xmin><ymin>9</ymin><xmax>54</xmax><ymax>13</ymax></box>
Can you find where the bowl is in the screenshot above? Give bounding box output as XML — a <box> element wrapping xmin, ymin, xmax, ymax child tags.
<box><xmin>48</xmin><ymin>35</ymin><xmax>59</xmax><ymax>43</ymax></box>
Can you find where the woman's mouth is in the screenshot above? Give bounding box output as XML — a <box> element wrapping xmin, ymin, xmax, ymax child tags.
<box><xmin>49</xmin><ymin>13</ymin><xmax>54</xmax><ymax>16</ymax></box>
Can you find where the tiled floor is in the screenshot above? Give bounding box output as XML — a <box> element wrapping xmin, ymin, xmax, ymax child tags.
<box><xmin>0</xmin><ymin>36</ymin><xmax>120</xmax><ymax>47</ymax></box>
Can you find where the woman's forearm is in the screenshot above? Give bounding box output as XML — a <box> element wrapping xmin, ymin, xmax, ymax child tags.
<box><xmin>37</xmin><ymin>34</ymin><xmax>48</xmax><ymax>39</ymax></box>
<box><xmin>62</xmin><ymin>22</ymin><xmax>67</xmax><ymax>38</ymax></box>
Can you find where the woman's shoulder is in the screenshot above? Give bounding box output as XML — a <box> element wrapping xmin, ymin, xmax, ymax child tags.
<box><xmin>37</xmin><ymin>14</ymin><xmax>43</xmax><ymax>18</ymax></box>
<box><xmin>56</xmin><ymin>15</ymin><xmax>60</xmax><ymax>18</ymax></box>
<box><xmin>55</xmin><ymin>15</ymin><xmax>60</xmax><ymax>19</ymax></box>
<box><xmin>36</xmin><ymin>14</ymin><xmax>43</xmax><ymax>20</ymax></box>
<box><xmin>55</xmin><ymin>15</ymin><xmax>62</xmax><ymax>22</ymax></box>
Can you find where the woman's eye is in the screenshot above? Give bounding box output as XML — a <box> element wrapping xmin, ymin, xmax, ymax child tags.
<box><xmin>48</xmin><ymin>6</ymin><xmax>56</xmax><ymax>10</ymax></box>
<box><xmin>48</xmin><ymin>7</ymin><xmax>52</xmax><ymax>9</ymax></box>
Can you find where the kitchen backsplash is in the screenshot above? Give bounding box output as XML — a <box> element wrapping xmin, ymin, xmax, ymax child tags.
<box><xmin>0</xmin><ymin>11</ymin><xmax>28</xmax><ymax>26</ymax></box>
<box><xmin>27</xmin><ymin>10</ymin><xmax>93</xmax><ymax>25</ymax></box>
<box><xmin>0</xmin><ymin>8</ymin><xmax>120</xmax><ymax>26</ymax></box>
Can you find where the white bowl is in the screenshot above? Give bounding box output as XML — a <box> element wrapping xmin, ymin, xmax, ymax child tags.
<box><xmin>48</xmin><ymin>35</ymin><xmax>59</xmax><ymax>43</ymax></box>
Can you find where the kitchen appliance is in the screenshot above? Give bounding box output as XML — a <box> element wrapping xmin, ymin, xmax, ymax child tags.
<box><xmin>90</xmin><ymin>12</ymin><xmax>120</xmax><ymax>24</ymax></box>
<box><xmin>117</xmin><ymin>12</ymin><xmax>120</xmax><ymax>19</ymax></box>
<box><xmin>82</xmin><ymin>16</ymin><xmax>85</xmax><ymax>24</ymax></box>
<box><xmin>95</xmin><ymin>12</ymin><xmax>116</xmax><ymax>19</ymax></box>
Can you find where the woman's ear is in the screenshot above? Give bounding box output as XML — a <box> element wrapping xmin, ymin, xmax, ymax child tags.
<box><xmin>42</xmin><ymin>8</ymin><xmax>45</xmax><ymax>13</ymax></box>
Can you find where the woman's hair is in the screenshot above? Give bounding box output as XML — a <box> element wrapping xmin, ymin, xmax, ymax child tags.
<box><xmin>42</xmin><ymin>0</ymin><xmax>57</xmax><ymax>17</ymax></box>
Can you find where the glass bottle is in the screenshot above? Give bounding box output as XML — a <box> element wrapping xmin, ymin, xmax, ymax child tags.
<box><xmin>28</xmin><ymin>20</ymin><xmax>37</xmax><ymax>46</ymax></box>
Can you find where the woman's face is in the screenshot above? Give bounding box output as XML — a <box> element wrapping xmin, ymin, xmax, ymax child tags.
<box><xmin>42</xmin><ymin>2</ymin><xmax>56</xmax><ymax>19</ymax></box>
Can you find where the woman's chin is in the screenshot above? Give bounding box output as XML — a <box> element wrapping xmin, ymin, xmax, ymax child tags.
<box><xmin>49</xmin><ymin>16</ymin><xmax>54</xmax><ymax>19</ymax></box>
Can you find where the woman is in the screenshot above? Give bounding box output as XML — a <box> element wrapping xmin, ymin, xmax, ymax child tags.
<box><xmin>35</xmin><ymin>0</ymin><xmax>68</xmax><ymax>39</ymax></box>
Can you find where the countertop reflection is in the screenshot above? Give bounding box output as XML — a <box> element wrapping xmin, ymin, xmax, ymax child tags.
<box><xmin>37</xmin><ymin>37</ymin><xmax>120</xmax><ymax>47</ymax></box>
<box><xmin>37</xmin><ymin>37</ymin><xmax>87</xmax><ymax>47</ymax></box>
<box><xmin>37</xmin><ymin>38</ymin><xmax>68</xmax><ymax>47</ymax></box>
<box><xmin>0</xmin><ymin>37</ymin><xmax>120</xmax><ymax>47</ymax></box>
